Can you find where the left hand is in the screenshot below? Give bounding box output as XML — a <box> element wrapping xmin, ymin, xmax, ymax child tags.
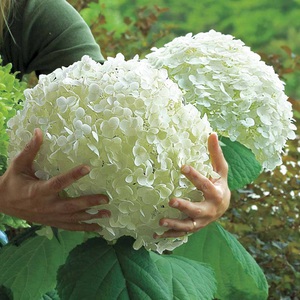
<box><xmin>155</xmin><ymin>132</ymin><xmax>231</xmax><ymax>238</ymax></box>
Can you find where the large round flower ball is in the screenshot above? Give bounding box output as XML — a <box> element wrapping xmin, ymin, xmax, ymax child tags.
<box><xmin>7</xmin><ymin>55</ymin><xmax>217</xmax><ymax>253</ymax></box>
<box><xmin>146</xmin><ymin>30</ymin><xmax>296</xmax><ymax>171</ymax></box>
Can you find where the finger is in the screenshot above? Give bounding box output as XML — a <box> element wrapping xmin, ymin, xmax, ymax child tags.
<box><xmin>169</xmin><ymin>196</ymin><xmax>220</xmax><ymax>219</ymax></box>
<box><xmin>208</xmin><ymin>132</ymin><xmax>228</xmax><ymax>177</ymax></box>
<box><xmin>168</xmin><ymin>198</ymin><xmax>204</xmax><ymax>219</ymax></box>
<box><xmin>45</xmin><ymin>165</ymin><xmax>91</xmax><ymax>192</ymax></box>
<box><xmin>159</xmin><ymin>216</ymin><xmax>200</xmax><ymax>233</ymax></box>
<box><xmin>62</xmin><ymin>209</ymin><xmax>111</xmax><ymax>224</ymax></box>
<box><xmin>180</xmin><ymin>165</ymin><xmax>216</xmax><ymax>198</ymax></box>
<box><xmin>13</xmin><ymin>128</ymin><xmax>43</xmax><ymax>172</ymax></box>
<box><xmin>54</xmin><ymin>194</ymin><xmax>109</xmax><ymax>214</ymax></box>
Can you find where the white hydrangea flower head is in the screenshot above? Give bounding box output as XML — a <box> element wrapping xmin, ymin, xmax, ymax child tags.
<box><xmin>146</xmin><ymin>30</ymin><xmax>296</xmax><ymax>170</ymax></box>
<box><xmin>7</xmin><ymin>54</ymin><xmax>217</xmax><ymax>253</ymax></box>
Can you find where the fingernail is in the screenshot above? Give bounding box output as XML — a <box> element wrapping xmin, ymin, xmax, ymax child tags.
<box><xmin>80</xmin><ymin>166</ymin><xmax>90</xmax><ymax>176</ymax></box>
<box><xmin>181</xmin><ymin>165</ymin><xmax>190</xmax><ymax>174</ymax></box>
<box><xmin>170</xmin><ymin>200</ymin><xmax>179</xmax><ymax>208</ymax></box>
<box><xmin>100</xmin><ymin>211</ymin><xmax>110</xmax><ymax>218</ymax></box>
<box><xmin>32</xmin><ymin>128</ymin><xmax>38</xmax><ymax>145</ymax></box>
<box><xmin>98</xmin><ymin>195</ymin><xmax>109</xmax><ymax>204</ymax></box>
<box><xmin>162</xmin><ymin>221</ymin><xmax>168</xmax><ymax>227</ymax></box>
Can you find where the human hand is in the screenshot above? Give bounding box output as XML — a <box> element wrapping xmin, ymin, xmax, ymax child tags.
<box><xmin>156</xmin><ymin>132</ymin><xmax>231</xmax><ymax>238</ymax></box>
<box><xmin>0</xmin><ymin>128</ymin><xmax>110</xmax><ymax>231</ymax></box>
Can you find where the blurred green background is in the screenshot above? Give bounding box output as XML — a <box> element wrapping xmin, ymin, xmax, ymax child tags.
<box><xmin>70</xmin><ymin>0</ymin><xmax>300</xmax><ymax>298</ymax></box>
<box><xmin>78</xmin><ymin>0</ymin><xmax>300</xmax><ymax>99</ymax></box>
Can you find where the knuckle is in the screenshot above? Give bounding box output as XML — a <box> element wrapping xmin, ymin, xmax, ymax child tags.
<box><xmin>68</xmin><ymin>213</ymin><xmax>79</xmax><ymax>223</ymax></box>
<box><xmin>199</xmin><ymin>182</ymin><xmax>210</xmax><ymax>192</ymax></box>
<box><xmin>223</xmin><ymin>160</ymin><xmax>229</xmax><ymax>172</ymax></box>
<box><xmin>206</xmin><ymin>208</ymin><xmax>217</xmax><ymax>219</ymax></box>
<box><xmin>62</xmin><ymin>202</ymin><xmax>78</xmax><ymax>214</ymax></box>
<box><xmin>187</xmin><ymin>223</ymin><xmax>195</xmax><ymax>232</ymax></box>
<box><xmin>193</xmin><ymin>207</ymin><xmax>202</xmax><ymax>217</ymax></box>
<box><xmin>23</xmin><ymin>141</ymin><xmax>33</xmax><ymax>154</ymax></box>
<box><xmin>214</xmin><ymin>193</ymin><xmax>224</xmax><ymax>205</ymax></box>
<box><xmin>50</xmin><ymin>176</ymin><xmax>65</xmax><ymax>191</ymax></box>
<box><xmin>27</xmin><ymin>184</ymin><xmax>39</xmax><ymax>199</ymax></box>
<box><xmin>86</xmin><ymin>197</ymin><xmax>102</xmax><ymax>207</ymax></box>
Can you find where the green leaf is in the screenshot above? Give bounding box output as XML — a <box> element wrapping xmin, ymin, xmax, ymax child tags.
<box><xmin>40</xmin><ymin>290</ymin><xmax>60</xmax><ymax>300</ymax></box>
<box><xmin>0</xmin><ymin>285</ymin><xmax>13</xmax><ymax>300</ymax></box>
<box><xmin>173</xmin><ymin>222</ymin><xmax>268</xmax><ymax>300</ymax></box>
<box><xmin>220</xmin><ymin>136</ymin><xmax>262</xmax><ymax>190</ymax></box>
<box><xmin>57</xmin><ymin>236</ymin><xmax>171</xmax><ymax>300</ymax></box>
<box><xmin>0</xmin><ymin>230</ymin><xmax>84</xmax><ymax>300</ymax></box>
<box><xmin>150</xmin><ymin>252</ymin><xmax>217</xmax><ymax>300</ymax></box>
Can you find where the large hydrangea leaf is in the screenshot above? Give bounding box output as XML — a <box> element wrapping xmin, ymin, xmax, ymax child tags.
<box><xmin>57</xmin><ymin>236</ymin><xmax>170</xmax><ymax>300</ymax></box>
<box><xmin>150</xmin><ymin>252</ymin><xmax>216</xmax><ymax>300</ymax></box>
<box><xmin>57</xmin><ymin>236</ymin><xmax>216</xmax><ymax>300</ymax></box>
<box><xmin>41</xmin><ymin>290</ymin><xmax>60</xmax><ymax>300</ymax></box>
<box><xmin>0</xmin><ymin>231</ymin><xmax>84</xmax><ymax>300</ymax></box>
<box><xmin>0</xmin><ymin>286</ymin><xmax>12</xmax><ymax>300</ymax></box>
<box><xmin>220</xmin><ymin>136</ymin><xmax>262</xmax><ymax>190</ymax></box>
<box><xmin>173</xmin><ymin>222</ymin><xmax>268</xmax><ymax>300</ymax></box>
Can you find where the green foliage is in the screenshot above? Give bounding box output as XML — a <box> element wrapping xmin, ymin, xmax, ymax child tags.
<box><xmin>68</xmin><ymin>0</ymin><xmax>171</xmax><ymax>59</ymax></box>
<box><xmin>0</xmin><ymin>230</ymin><xmax>268</xmax><ymax>299</ymax></box>
<box><xmin>41</xmin><ymin>290</ymin><xmax>60</xmax><ymax>300</ymax></box>
<box><xmin>220</xmin><ymin>137</ymin><xmax>262</xmax><ymax>191</ymax></box>
<box><xmin>0</xmin><ymin>56</ymin><xmax>25</xmax><ymax>174</ymax></box>
<box><xmin>173</xmin><ymin>222</ymin><xmax>268</xmax><ymax>299</ymax></box>
<box><xmin>219</xmin><ymin>51</ymin><xmax>300</xmax><ymax>299</ymax></box>
<box><xmin>0</xmin><ymin>231</ymin><xmax>84</xmax><ymax>300</ymax></box>
<box><xmin>70</xmin><ymin>1</ymin><xmax>299</xmax><ymax>297</ymax></box>
<box><xmin>57</xmin><ymin>236</ymin><xmax>217</xmax><ymax>300</ymax></box>
<box><xmin>150</xmin><ymin>253</ymin><xmax>216</xmax><ymax>299</ymax></box>
<box><xmin>0</xmin><ymin>285</ymin><xmax>12</xmax><ymax>300</ymax></box>
<box><xmin>1</xmin><ymin>1</ymin><xmax>297</xmax><ymax>298</ymax></box>
<box><xmin>0</xmin><ymin>57</ymin><xmax>28</xmax><ymax>231</ymax></box>
<box><xmin>90</xmin><ymin>0</ymin><xmax>300</xmax><ymax>98</ymax></box>
<box><xmin>0</xmin><ymin>214</ymin><xmax>29</xmax><ymax>232</ymax></box>
<box><xmin>221</xmin><ymin>123</ymin><xmax>300</xmax><ymax>298</ymax></box>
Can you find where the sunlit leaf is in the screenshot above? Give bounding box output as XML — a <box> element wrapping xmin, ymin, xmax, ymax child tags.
<box><xmin>150</xmin><ymin>252</ymin><xmax>217</xmax><ymax>300</ymax></box>
<box><xmin>220</xmin><ymin>136</ymin><xmax>262</xmax><ymax>190</ymax></box>
<box><xmin>173</xmin><ymin>222</ymin><xmax>268</xmax><ymax>300</ymax></box>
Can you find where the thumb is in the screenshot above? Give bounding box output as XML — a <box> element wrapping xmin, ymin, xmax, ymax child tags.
<box><xmin>13</xmin><ymin>128</ymin><xmax>43</xmax><ymax>172</ymax></box>
<box><xmin>208</xmin><ymin>132</ymin><xmax>228</xmax><ymax>178</ymax></box>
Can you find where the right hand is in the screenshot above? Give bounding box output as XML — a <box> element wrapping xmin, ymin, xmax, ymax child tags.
<box><xmin>0</xmin><ymin>128</ymin><xmax>110</xmax><ymax>231</ymax></box>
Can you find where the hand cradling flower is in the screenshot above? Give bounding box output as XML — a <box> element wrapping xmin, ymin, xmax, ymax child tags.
<box><xmin>8</xmin><ymin>54</ymin><xmax>218</xmax><ymax>253</ymax></box>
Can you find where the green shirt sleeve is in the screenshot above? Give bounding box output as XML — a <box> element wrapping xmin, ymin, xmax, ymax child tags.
<box><xmin>2</xmin><ymin>0</ymin><xmax>104</xmax><ymax>77</ymax></box>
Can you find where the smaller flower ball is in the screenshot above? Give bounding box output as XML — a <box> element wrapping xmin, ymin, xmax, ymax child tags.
<box><xmin>146</xmin><ymin>30</ymin><xmax>296</xmax><ymax>171</ymax></box>
<box><xmin>7</xmin><ymin>54</ymin><xmax>218</xmax><ymax>253</ymax></box>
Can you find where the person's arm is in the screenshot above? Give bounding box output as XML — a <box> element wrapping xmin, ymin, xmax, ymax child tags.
<box><xmin>0</xmin><ymin>129</ymin><xmax>110</xmax><ymax>231</ymax></box>
<box><xmin>3</xmin><ymin>0</ymin><xmax>104</xmax><ymax>77</ymax></box>
<box><xmin>156</xmin><ymin>133</ymin><xmax>231</xmax><ymax>238</ymax></box>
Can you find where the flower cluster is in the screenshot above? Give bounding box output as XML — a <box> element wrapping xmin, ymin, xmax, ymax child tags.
<box><xmin>146</xmin><ymin>30</ymin><xmax>296</xmax><ymax>170</ymax></box>
<box><xmin>7</xmin><ymin>55</ymin><xmax>217</xmax><ymax>253</ymax></box>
